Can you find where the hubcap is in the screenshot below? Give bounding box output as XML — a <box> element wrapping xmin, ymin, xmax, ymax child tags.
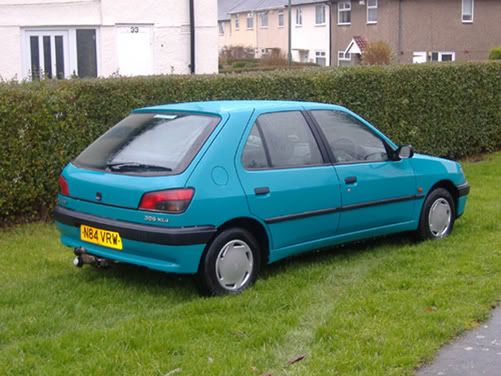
<box><xmin>428</xmin><ymin>198</ymin><xmax>452</xmax><ymax>238</ymax></box>
<box><xmin>215</xmin><ymin>239</ymin><xmax>254</xmax><ymax>291</ymax></box>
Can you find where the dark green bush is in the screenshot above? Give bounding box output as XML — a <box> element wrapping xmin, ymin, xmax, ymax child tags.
<box><xmin>489</xmin><ymin>47</ymin><xmax>501</xmax><ymax>60</ymax></box>
<box><xmin>231</xmin><ymin>61</ymin><xmax>248</xmax><ymax>68</ymax></box>
<box><xmin>0</xmin><ymin>63</ymin><xmax>500</xmax><ymax>224</ymax></box>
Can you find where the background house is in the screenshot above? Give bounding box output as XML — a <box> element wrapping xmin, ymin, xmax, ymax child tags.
<box><xmin>291</xmin><ymin>0</ymin><xmax>331</xmax><ymax>66</ymax></box>
<box><xmin>331</xmin><ymin>0</ymin><xmax>501</xmax><ymax>66</ymax></box>
<box><xmin>0</xmin><ymin>0</ymin><xmax>218</xmax><ymax>81</ymax></box>
<box><xmin>218</xmin><ymin>0</ymin><xmax>247</xmax><ymax>50</ymax></box>
<box><xmin>219</xmin><ymin>0</ymin><xmax>331</xmax><ymax>65</ymax></box>
<box><xmin>225</xmin><ymin>0</ymin><xmax>289</xmax><ymax>58</ymax></box>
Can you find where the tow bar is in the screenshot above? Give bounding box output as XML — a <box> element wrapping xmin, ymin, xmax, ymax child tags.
<box><xmin>73</xmin><ymin>247</ymin><xmax>110</xmax><ymax>268</ymax></box>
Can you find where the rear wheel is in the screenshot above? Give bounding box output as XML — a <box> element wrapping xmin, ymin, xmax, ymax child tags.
<box><xmin>196</xmin><ymin>228</ymin><xmax>261</xmax><ymax>296</ymax></box>
<box><xmin>417</xmin><ymin>188</ymin><xmax>455</xmax><ymax>240</ymax></box>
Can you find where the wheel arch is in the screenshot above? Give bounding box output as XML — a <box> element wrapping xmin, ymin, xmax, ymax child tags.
<box><xmin>427</xmin><ymin>179</ymin><xmax>459</xmax><ymax>210</ymax></box>
<box><xmin>206</xmin><ymin>217</ymin><xmax>271</xmax><ymax>267</ymax></box>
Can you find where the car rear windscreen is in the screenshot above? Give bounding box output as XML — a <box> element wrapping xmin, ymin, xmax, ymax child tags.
<box><xmin>73</xmin><ymin>112</ymin><xmax>220</xmax><ymax>175</ymax></box>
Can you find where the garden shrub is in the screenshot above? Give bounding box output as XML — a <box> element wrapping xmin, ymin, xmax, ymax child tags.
<box><xmin>232</xmin><ymin>61</ymin><xmax>249</xmax><ymax>68</ymax></box>
<box><xmin>0</xmin><ymin>62</ymin><xmax>500</xmax><ymax>224</ymax></box>
<box><xmin>488</xmin><ymin>47</ymin><xmax>501</xmax><ymax>60</ymax></box>
<box><xmin>219</xmin><ymin>45</ymin><xmax>255</xmax><ymax>64</ymax></box>
<box><xmin>260</xmin><ymin>49</ymin><xmax>288</xmax><ymax>66</ymax></box>
<box><xmin>362</xmin><ymin>41</ymin><xmax>393</xmax><ymax>65</ymax></box>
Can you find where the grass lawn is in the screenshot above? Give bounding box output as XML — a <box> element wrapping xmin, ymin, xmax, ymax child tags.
<box><xmin>1</xmin><ymin>153</ymin><xmax>500</xmax><ymax>375</ymax></box>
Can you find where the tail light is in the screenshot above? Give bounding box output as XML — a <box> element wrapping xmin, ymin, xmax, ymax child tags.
<box><xmin>139</xmin><ymin>188</ymin><xmax>194</xmax><ymax>213</ymax></box>
<box><xmin>58</xmin><ymin>175</ymin><xmax>69</xmax><ymax>196</ymax></box>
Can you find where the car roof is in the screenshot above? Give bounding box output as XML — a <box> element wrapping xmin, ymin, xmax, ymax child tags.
<box><xmin>135</xmin><ymin>100</ymin><xmax>344</xmax><ymax>115</ymax></box>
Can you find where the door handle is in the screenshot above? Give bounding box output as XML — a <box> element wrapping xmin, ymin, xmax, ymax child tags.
<box><xmin>254</xmin><ymin>187</ymin><xmax>270</xmax><ymax>195</ymax></box>
<box><xmin>344</xmin><ymin>176</ymin><xmax>357</xmax><ymax>184</ymax></box>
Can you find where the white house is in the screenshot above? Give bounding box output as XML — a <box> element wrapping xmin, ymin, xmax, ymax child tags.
<box><xmin>290</xmin><ymin>0</ymin><xmax>330</xmax><ymax>66</ymax></box>
<box><xmin>0</xmin><ymin>0</ymin><xmax>218</xmax><ymax>81</ymax></box>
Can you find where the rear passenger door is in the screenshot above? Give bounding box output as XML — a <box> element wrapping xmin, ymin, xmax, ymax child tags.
<box><xmin>236</xmin><ymin>110</ymin><xmax>342</xmax><ymax>250</ymax></box>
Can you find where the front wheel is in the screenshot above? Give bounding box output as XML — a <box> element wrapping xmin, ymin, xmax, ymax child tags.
<box><xmin>417</xmin><ymin>188</ymin><xmax>455</xmax><ymax>240</ymax></box>
<box><xmin>196</xmin><ymin>228</ymin><xmax>261</xmax><ymax>296</ymax></box>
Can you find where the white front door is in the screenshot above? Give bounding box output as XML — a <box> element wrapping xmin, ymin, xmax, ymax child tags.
<box><xmin>25</xmin><ymin>31</ymin><xmax>70</xmax><ymax>79</ymax></box>
<box><xmin>117</xmin><ymin>25</ymin><xmax>153</xmax><ymax>76</ymax></box>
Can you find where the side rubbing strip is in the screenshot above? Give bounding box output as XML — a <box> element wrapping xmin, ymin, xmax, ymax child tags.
<box><xmin>264</xmin><ymin>194</ymin><xmax>424</xmax><ymax>224</ymax></box>
<box><xmin>457</xmin><ymin>182</ymin><xmax>470</xmax><ymax>197</ymax></box>
<box><xmin>265</xmin><ymin>207</ymin><xmax>340</xmax><ymax>224</ymax></box>
<box><xmin>340</xmin><ymin>194</ymin><xmax>424</xmax><ymax>212</ymax></box>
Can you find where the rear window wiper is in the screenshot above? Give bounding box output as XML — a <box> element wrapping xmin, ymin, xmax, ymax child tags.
<box><xmin>106</xmin><ymin>162</ymin><xmax>172</xmax><ymax>172</ymax></box>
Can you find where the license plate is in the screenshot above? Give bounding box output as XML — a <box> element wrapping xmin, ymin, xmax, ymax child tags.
<box><xmin>80</xmin><ymin>225</ymin><xmax>123</xmax><ymax>250</ymax></box>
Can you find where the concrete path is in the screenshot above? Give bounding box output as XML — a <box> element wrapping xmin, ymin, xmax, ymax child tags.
<box><xmin>417</xmin><ymin>306</ymin><xmax>501</xmax><ymax>376</ymax></box>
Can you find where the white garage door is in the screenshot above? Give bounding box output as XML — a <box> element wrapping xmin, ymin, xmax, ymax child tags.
<box><xmin>117</xmin><ymin>25</ymin><xmax>153</xmax><ymax>76</ymax></box>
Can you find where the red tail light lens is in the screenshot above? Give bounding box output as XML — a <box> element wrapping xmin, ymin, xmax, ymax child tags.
<box><xmin>139</xmin><ymin>188</ymin><xmax>194</xmax><ymax>213</ymax></box>
<box><xmin>58</xmin><ymin>176</ymin><xmax>69</xmax><ymax>196</ymax></box>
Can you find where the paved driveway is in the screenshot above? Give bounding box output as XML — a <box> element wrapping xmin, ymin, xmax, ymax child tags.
<box><xmin>417</xmin><ymin>306</ymin><xmax>501</xmax><ymax>376</ymax></box>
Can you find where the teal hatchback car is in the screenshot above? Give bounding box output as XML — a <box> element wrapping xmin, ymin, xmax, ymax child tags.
<box><xmin>55</xmin><ymin>101</ymin><xmax>469</xmax><ymax>295</ymax></box>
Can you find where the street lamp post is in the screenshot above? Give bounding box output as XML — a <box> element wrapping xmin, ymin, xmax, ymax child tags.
<box><xmin>288</xmin><ymin>0</ymin><xmax>292</xmax><ymax>65</ymax></box>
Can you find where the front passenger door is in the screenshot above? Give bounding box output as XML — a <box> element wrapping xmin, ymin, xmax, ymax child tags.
<box><xmin>310</xmin><ymin>110</ymin><xmax>418</xmax><ymax>234</ymax></box>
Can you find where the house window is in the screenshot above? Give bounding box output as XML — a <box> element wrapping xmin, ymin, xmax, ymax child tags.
<box><xmin>412</xmin><ymin>51</ymin><xmax>427</xmax><ymax>64</ymax></box>
<box><xmin>76</xmin><ymin>29</ymin><xmax>97</xmax><ymax>78</ymax></box>
<box><xmin>278</xmin><ymin>10</ymin><xmax>284</xmax><ymax>27</ymax></box>
<box><xmin>296</xmin><ymin>8</ymin><xmax>303</xmax><ymax>26</ymax></box>
<box><xmin>338</xmin><ymin>51</ymin><xmax>351</xmax><ymax>65</ymax></box>
<box><xmin>247</xmin><ymin>13</ymin><xmax>254</xmax><ymax>29</ymax></box>
<box><xmin>431</xmin><ymin>51</ymin><xmax>456</xmax><ymax>62</ymax></box>
<box><xmin>25</xmin><ymin>28</ymin><xmax>97</xmax><ymax>80</ymax></box>
<box><xmin>27</xmin><ymin>31</ymin><xmax>67</xmax><ymax>80</ymax></box>
<box><xmin>439</xmin><ymin>52</ymin><xmax>455</xmax><ymax>62</ymax></box>
<box><xmin>462</xmin><ymin>0</ymin><xmax>474</xmax><ymax>23</ymax></box>
<box><xmin>315</xmin><ymin>5</ymin><xmax>326</xmax><ymax>25</ymax></box>
<box><xmin>338</xmin><ymin>1</ymin><xmax>351</xmax><ymax>25</ymax></box>
<box><xmin>338</xmin><ymin>51</ymin><xmax>351</xmax><ymax>60</ymax></box>
<box><xmin>218</xmin><ymin>22</ymin><xmax>224</xmax><ymax>35</ymax></box>
<box><xmin>234</xmin><ymin>15</ymin><xmax>240</xmax><ymax>30</ymax></box>
<box><xmin>367</xmin><ymin>0</ymin><xmax>378</xmax><ymax>24</ymax></box>
<box><xmin>259</xmin><ymin>12</ymin><xmax>268</xmax><ymax>28</ymax></box>
<box><xmin>315</xmin><ymin>51</ymin><xmax>327</xmax><ymax>66</ymax></box>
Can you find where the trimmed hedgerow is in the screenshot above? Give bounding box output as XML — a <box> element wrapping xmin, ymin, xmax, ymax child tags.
<box><xmin>0</xmin><ymin>62</ymin><xmax>500</xmax><ymax>224</ymax></box>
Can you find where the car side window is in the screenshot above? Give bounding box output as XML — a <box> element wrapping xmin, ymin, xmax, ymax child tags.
<box><xmin>243</xmin><ymin>111</ymin><xmax>323</xmax><ymax>169</ymax></box>
<box><xmin>242</xmin><ymin>124</ymin><xmax>269</xmax><ymax>169</ymax></box>
<box><xmin>311</xmin><ymin>110</ymin><xmax>389</xmax><ymax>163</ymax></box>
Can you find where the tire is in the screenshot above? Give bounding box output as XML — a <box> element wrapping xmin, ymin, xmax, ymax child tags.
<box><xmin>417</xmin><ymin>188</ymin><xmax>456</xmax><ymax>240</ymax></box>
<box><xmin>196</xmin><ymin>227</ymin><xmax>261</xmax><ymax>296</ymax></box>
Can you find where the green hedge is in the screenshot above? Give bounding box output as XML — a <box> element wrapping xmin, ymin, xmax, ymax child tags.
<box><xmin>0</xmin><ymin>62</ymin><xmax>500</xmax><ymax>224</ymax></box>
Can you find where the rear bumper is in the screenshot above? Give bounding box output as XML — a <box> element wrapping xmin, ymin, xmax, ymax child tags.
<box><xmin>57</xmin><ymin>223</ymin><xmax>205</xmax><ymax>273</ymax></box>
<box><xmin>54</xmin><ymin>206</ymin><xmax>216</xmax><ymax>246</ymax></box>
<box><xmin>54</xmin><ymin>205</ymin><xmax>216</xmax><ymax>274</ymax></box>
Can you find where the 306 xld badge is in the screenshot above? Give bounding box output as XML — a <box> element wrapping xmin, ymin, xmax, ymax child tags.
<box><xmin>144</xmin><ymin>215</ymin><xmax>169</xmax><ymax>223</ymax></box>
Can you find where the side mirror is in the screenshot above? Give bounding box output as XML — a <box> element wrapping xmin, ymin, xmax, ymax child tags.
<box><xmin>396</xmin><ymin>145</ymin><xmax>414</xmax><ymax>160</ymax></box>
